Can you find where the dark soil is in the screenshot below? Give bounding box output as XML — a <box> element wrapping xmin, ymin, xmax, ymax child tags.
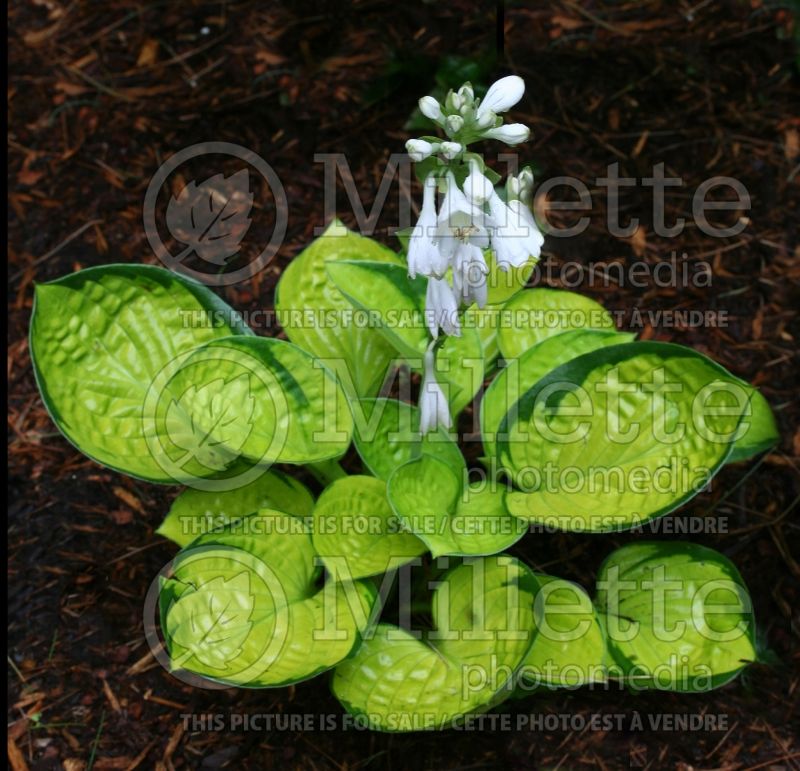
<box><xmin>8</xmin><ymin>1</ymin><xmax>800</xmax><ymax>769</ymax></box>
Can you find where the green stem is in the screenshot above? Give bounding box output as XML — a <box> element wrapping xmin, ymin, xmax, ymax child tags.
<box><xmin>307</xmin><ymin>458</ymin><xmax>347</xmax><ymax>487</ymax></box>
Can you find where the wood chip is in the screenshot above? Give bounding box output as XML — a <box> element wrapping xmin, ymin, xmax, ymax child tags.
<box><xmin>7</xmin><ymin>737</ymin><xmax>29</xmax><ymax>771</ymax></box>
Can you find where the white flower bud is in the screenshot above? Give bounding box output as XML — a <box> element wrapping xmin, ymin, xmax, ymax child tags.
<box><xmin>418</xmin><ymin>96</ymin><xmax>444</xmax><ymax>123</ymax></box>
<box><xmin>419</xmin><ymin>345</ymin><xmax>453</xmax><ymax>433</ymax></box>
<box><xmin>482</xmin><ymin>123</ymin><xmax>530</xmax><ymax>145</ymax></box>
<box><xmin>475</xmin><ymin>109</ymin><xmax>496</xmax><ymax>129</ymax></box>
<box><xmin>425</xmin><ymin>279</ymin><xmax>460</xmax><ymax>340</ymax></box>
<box><xmin>444</xmin><ymin>90</ymin><xmax>463</xmax><ymax>112</ymax></box>
<box><xmin>477</xmin><ymin>75</ymin><xmax>525</xmax><ymax>121</ymax></box>
<box><xmin>464</xmin><ymin>160</ymin><xmax>494</xmax><ymax>205</ymax></box>
<box><xmin>439</xmin><ymin>141</ymin><xmax>462</xmax><ymax>160</ymax></box>
<box><xmin>518</xmin><ymin>166</ymin><xmax>535</xmax><ymax>203</ymax></box>
<box><xmin>506</xmin><ymin>175</ymin><xmax>521</xmax><ymax>200</ymax></box>
<box><xmin>405</xmin><ymin>139</ymin><xmax>435</xmax><ymax>162</ymax></box>
<box><xmin>458</xmin><ymin>84</ymin><xmax>474</xmax><ymax>103</ymax></box>
<box><xmin>445</xmin><ymin>114</ymin><xmax>464</xmax><ymax>135</ymax></box>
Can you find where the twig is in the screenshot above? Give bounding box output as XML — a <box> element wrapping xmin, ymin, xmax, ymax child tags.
<box><xmin>561</xmin><ymin>0</ymin><xmax>634</xmax><ymax>36</ymax></box>
<box><xmin>10</xmin><ymin>219</ymin><xmax>103</xmax><ymax>282</ymax></box>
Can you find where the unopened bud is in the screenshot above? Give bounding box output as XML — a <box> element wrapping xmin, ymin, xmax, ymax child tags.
<box><xmin>419</xmin><ymin>96</ymin><xmax>444</xmax><ymax>123</ymax></box>
<box><xmin>445</xmin><ymin>114</ymin><xmax>464</xmax><ymax>135</ymax></box>
<box><xmin>405</xmin><ymin>139</ymin><xmax>435</xmax><ymax>162</ymax></box>
<box><xmin>439</xmin><ymin>141</ymin><xmax>462</xmax><ymax>160</ymax></box>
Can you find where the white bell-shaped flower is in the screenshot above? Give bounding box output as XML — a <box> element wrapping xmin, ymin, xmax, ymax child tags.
<box><xmin>452</xmin><ymin>243</ymin><xmax>489</xmax><ymax>308</ymax></box>
<box><xmin>487</xmin><ymin>190</ymin><xmax>543</xmax><ymax>269</ymax></box>
<box><xmin>425</xmin><ymin>276</ymin><xmax>460</xmax><ymax>338</ymax></box>
<box><xmin>407</xmin><ymin>176</ymin><xmax>448</xmax><ymax>279</ymax></box>
<box><xmin>435</xmin><ymin>172</ymin><xmax>490</xmax><ymax>261</ymax></box>
<box><xmin>419</xmin><ymin>347</ymin><xmax>452</xmax><ymax>434</ymax></box>
<box><xmin>508</xmin><ymin>198</ymin><xmax>544</xmax><ymax>256</ymax></box>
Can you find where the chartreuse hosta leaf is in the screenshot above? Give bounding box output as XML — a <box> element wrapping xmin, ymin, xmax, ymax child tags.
<box><xmin>157</xmin><ymin>336</ymin><xmax>353</xmax><ymax>476</ymax></box>
<box><xmin>30</xmin><ymin>264</ymin><xmax>252</xmax><ymax>483</ymax></box>
<box><xmin>352</xmin><ymin>398</ymin><xmax>464</xmax><ymax>481</ymax></box>
<box><xmin>326</xmin><ymin>259</ymin><xmax>429</xmax><ymax>360</ymax></box>
<box><xmin>726</xmin><ymin>386</ymin><xmax>779</xmax><ymax>462</ymax></box>
<box><xmin>463</xmin><ymin>305</ymin><xmax>500</xmax><ymax>366</ymax></box>
<box><xmin>332</xmin><ymin>556</ymin><xmax>540</xmax><ymax>731</ymax></box>
<box><xmin>481</xmin><ymin>329</ymin><xmax>636</xmax><ymax>460</ymax></box>
<box><xmin>160</xmin><ymin>510</ymin><xmax>377</xmax><ymax>687</ymax></box>
<box><xmin>157</xmin><ymin>470</ymin><xmax>315</xmax><ymax>547</ymax></box>
<box><xmin>326</xmin><ymin>260</ymin><xmax>484</xmax><ymax>413</ymax></box>
<box><xmin>387</xmin><ymin>454</ymin><xmax>526</xmax><ymax>558</ymax></box>
<box><xmin>501</xmin><ymin>342</ymin><xmax>750</xmax><ymax>532</ymax></box>
<box><xmin>484</xmin><ymin>249</ymin><xmax>536</xmax><ymax>308</ymax></box>
<box><xmin>595</xmin><ymin>542</ymin><xmax>757</xmax><ymax>692</ymax></box>
<box><xmin>435</xmin><ymin>325</ymin><xmax>485</xmax><ymax>414</ymax></box>
<box><xmin>275</xmin><ymin>221</ymin><xmax>402</xmax><ymax>399</ymax></box>
<box><xmin>518</xmin><ymin>574</ymin><xmax>608</xmax><ymax>689</ymax></box>
<box><xmin>498</xmin><ymin>288</ymin><xmax>615</xmax><ymax>360</ymax></box>
<box><xmin>312</xmin><ymin>476</ymin><xmax>426</xmax><ymax>579</ymax></box>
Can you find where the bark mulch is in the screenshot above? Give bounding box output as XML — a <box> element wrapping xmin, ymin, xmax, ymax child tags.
<box><xmin>8</xmin><ymin>1</ymin><xmax>800</xmax><ymax>769</ymax></box>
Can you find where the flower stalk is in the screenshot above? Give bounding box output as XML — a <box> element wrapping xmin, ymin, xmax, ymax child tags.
<box><xmin>403</xmin><ymin>74</ymin><xmax>544</xmax><ymax>432</ymax></box>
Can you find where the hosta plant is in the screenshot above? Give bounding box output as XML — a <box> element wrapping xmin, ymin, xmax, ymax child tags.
<box><xmin>29</xmin><ymin>75</ymin><xmax>777</xmax><ymax>731</ymax></box>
